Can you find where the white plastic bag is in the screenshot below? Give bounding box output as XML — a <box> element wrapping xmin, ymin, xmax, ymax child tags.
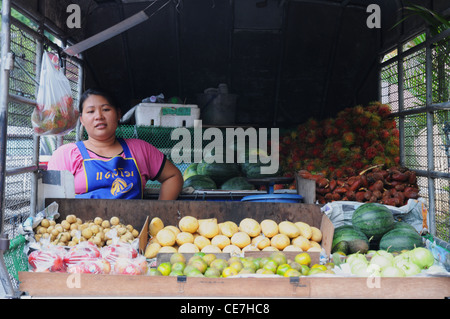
<box><xmin>31</xmin><ymin>52</ymin><xmax>78</xmax><ymax>135</ymax></box>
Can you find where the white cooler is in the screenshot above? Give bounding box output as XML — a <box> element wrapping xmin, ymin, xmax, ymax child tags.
<box><xmin>135</xmin><ymin>103</ymin><xmax>200</xmax><ymax>128</ymax></box>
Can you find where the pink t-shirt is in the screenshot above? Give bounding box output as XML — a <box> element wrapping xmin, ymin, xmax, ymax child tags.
<box><xmin>47</xmin><ymin>138</ymin><xmax>165</xmax><ymax>195</ymax></box>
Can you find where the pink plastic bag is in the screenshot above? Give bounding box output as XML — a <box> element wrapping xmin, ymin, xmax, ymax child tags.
<box><xmin>31</xmin><ymin>52</ymin><xmax>79</xmax><ymax>135</ymax></box>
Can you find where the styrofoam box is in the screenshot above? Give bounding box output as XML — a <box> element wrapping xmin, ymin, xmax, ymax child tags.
<box><xmin>135</xmin><ymin>103</ymin><xmax>200</xmax><ymax>127</ymax></box>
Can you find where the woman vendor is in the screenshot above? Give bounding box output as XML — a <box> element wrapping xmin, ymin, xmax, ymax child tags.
<box><xmin>47</xmin><ymin>88</ymin><xmax>183</xmax><ymax>200</ymax></box>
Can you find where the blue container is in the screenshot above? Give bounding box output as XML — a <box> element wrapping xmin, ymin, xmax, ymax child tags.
<box><xmin>241</xmin><ymin>194</ymin><xmax>303</xmax><ymax>203</ymax></box>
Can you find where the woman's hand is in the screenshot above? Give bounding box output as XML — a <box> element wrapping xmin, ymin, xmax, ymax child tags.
<box><xmin>157</xmin><ymin>160</ymin><xmax>183</xmax><ymax>200</ymax></box>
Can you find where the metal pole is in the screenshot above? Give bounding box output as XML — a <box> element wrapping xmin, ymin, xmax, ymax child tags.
<box><xmin>425</xmin><ymin>28</ymin><xmax>436</xmax><ymax>236</ymax></box>
<box><xmin>30</xmin><ymin>31</ymin><xmax>44</xmax><ymax>218</ymax></box>
<box><xmin>0</xmin><ymin>0</ymin><xmax>17</xmax><ymax>298</ymax></box>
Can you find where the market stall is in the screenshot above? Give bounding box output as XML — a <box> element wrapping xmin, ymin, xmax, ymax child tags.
<box><xmin>0</xmin><ymin>0</ymin><xmax>449</xmax><ymax>300</ymax></box>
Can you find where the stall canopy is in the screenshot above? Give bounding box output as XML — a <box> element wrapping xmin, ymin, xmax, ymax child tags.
<box><xmin>12</xmin><ymin>0</ymin><xmax>450</xmax><ymax>126</ymax></box>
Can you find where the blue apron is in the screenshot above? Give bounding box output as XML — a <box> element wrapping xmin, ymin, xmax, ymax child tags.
<box><xmin>76</xmin><ymin>138</ymin><xmax>143</xmax><ymax>199</ymax></box>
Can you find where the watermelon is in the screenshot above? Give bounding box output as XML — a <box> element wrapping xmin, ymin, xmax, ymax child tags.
<box><xmin>183</xmin><ymin>163</ymin><xmax>198</xmax><ymax>181</ymax></box>
<box><xmin>379</xmin><ymin>227</ymin><xmax>424</xmax><ymax>252</ymax></box>
<box><xmin>393</xmin><ymin>221</ymin><xmax>418</xmax><ymax>233</ymax></box>
<box><xmin>183</xmin><ymin>175</ymin><xmax>217</xmax><ymax>190</ymax></box>
<box><xmin>241</xmin><ymin>162</ymin><xmax>282</xmax><ymax>179</ymax></box>
<box><xmin>220</xmin><ymin>177</ymin><xmax>255</xmax><ymax>190</ymax></box>
<box><xmin>196</xmin><ymin>162</ymin><xmax>241</xmax><ymax>185</ymax></box>
<box><xmin>351</xmin><ymin>203</ymin><xmax>395</xmax><ymax>241</ymax></box>
<box><xmin>332</xmin><ymin>225</ymin><xmax>369</xmax><ymax>254</ymax></box>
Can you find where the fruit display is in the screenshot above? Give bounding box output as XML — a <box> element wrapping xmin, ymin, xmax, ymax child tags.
<box><xmin>33</xmin><ymin>215</ymin><xmax>140</xmax><ymax>248</ymax></box>
<box><xmin>144</xmin><ymin>216</ymin><xmax>323</xmax><ymax>258</ymax></box>
<box><xmin>338</xmin><ymin>247</ymin><xmax>436</xmax><ymax>277</ymax></box>
<box><xmin>280</xmin><ymin>102</ymin><xmax>399</xmax><ymax>178</ymax></box>
<box><xmin>150</xmin><ymin>251</ymin><xmax>333</xmax><ymax>278</ymax></box>
<box><xmin>298</xmin><ymin>165</ymin><xmax>420</xmax><ymax>206</ymax></box>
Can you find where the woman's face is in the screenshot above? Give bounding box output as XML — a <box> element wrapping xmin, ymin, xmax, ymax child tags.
<box><xmin>79</xmin><ymin>94</ymin><xmax>121</xmax><ymax>141</ymax></box>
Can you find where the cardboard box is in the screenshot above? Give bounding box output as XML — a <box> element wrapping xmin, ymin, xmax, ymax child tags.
<box><xmin>136</xmin><ymin>200</ymin><xmax>334</xmax><ymax>266</ymax></box>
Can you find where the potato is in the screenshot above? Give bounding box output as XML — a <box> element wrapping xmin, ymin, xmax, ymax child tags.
<box><xmin>144</xmin><ymin>242</ymin><xmax>161</xmax><ymax>258</ymax></box>
<box><xmin>94</xmin><ymin>217</ymin><xmax>103</xmax><ymax>225</ymax></box>
<box><xmin>101</xmin><ymin>220</ymin><xmax>111</xmax><ymax>228</ymax></box>
<box><xmin>81</xmin><ymin>228</ymin><xmax>93</xmax><ymax>239</ymax></box>
<box><xmin>66</xmin><ymin>215</ymin><xmax>77</xmax><ymax>224</ymax></box>
<box><xmin>110</xmin><ymin>216</ymin><xmax>120</xmax><ymax>226</ymax></box>
<box><xmin>40</xmin><ymin>219</ymin><xmax>50</xmax><ymax>228</ymax></box>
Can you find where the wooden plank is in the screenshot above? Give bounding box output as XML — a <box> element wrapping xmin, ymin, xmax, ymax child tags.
<box><xmin>45</xmin><ymin>198</ymin><xmax>323</xmax><ymax>230</ymax></box>
<box><xmin>19</xmin><ymin>272</ymin><xmax>450</xmax><ymax>298</ymax></box>
<box><xmin>307</xmin><ymin>276</ymin><xmax>450</xmax><ymax>299</ymax></box>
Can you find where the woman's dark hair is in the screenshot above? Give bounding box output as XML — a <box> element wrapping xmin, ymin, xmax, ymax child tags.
<box><xmin>79</xmin><ymin>88</ymin><xmax>120</xmax><ymax>113</ymax></box>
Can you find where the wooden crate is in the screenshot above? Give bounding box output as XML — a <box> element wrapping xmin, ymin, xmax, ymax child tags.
<box><xmin>19</xmin><ymin>271</ymin><xmax>450</xmax><ymax>298</ymax></box>
<box><xmin>21</xmin><ymin>198</ymin><xmax>448</xmax><ymax>299</ymax></box>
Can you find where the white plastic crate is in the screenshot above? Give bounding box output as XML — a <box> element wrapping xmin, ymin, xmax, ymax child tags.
<box><xmin>135</xmin><ymin>103</ymin><xmax>200</xmax><ymax>128</ymax></box>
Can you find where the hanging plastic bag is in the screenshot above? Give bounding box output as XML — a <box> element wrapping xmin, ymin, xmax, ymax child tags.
<box><xmin>31</xmin><ymin>52</ymin><xmax>79</xmax><ymax>135</ymax></box>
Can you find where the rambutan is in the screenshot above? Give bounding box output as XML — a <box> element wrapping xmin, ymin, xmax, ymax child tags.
<box><xmin>380</xmin><ymin>129</ymin><xmax>390</xmax><ymax>140</ymax></box>
<box><xmin>337</xmin><ymin>147</ymin><xmax>350</xmax><ymax>160</ymax></box>
<box><xmin>342</xmin><ymin>132</ymin><xmax>355</xmax><ymax>146</ymax></box>
<box><xmin>377</xmin><ymin>104</ymin><xmax>391</xmax><ymax>118</ymax></box>
<box><xmin>372</xmin><ymin>156</ymin><xmax>386</xmax><ymax>165</ymax></box>
<box><xmin>364</xmin><ymin>146</ymin><xmax>377</xmax><ymax>160</ymax></box>
<box><xmin>353</xmin><ymin>105</ymin><xmax>365</xmax><ymax>116</ymax></box>
<box><xmin>390</xmin><ymin>128</ymin><xmax>399</xmax><ymax>138</ymax></box>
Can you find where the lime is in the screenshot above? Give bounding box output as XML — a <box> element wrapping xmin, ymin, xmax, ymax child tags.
<box><xmin>276</xmin><ymin>263</ymin><xmax>291</xmax><ymax>276</ymax></box>
<box><xmin>157</xmin><ymin>262</ymin><xmax>172</xmax><ymax>276</ymax></box>
<box><xmin>284</xmin><ymin>268</ymin><xmax>301</xmax><ymax>277</ymax></box>
<box><xmin>230</xmin><ymin>261</ymin><xmax>243</xmax><ymax>272</ymax></box>
<box><xmin>222</xmin><ymin>266</ymin><xmax>238</xmax><ymax>277</ymax></box>
<box><xmin>170</xmin><ymin>253</ymin><xmax>186</xmax><ymax>264</ymax></box>
<box><xmin>311</xmin><ymin>264</ymin><xmax>327</xmax><ymax>271</ymax></box>
<box><xmin>294</xmin><ymin>253</ymin><xmax>311</xmax><ymax>266</ymax></box>
<box><xmin>171</xmin><ymin>262</ymin><xmax>186</xmax><ymax>273</ymax></box>
<box><xmin>263</xmin><ymin>259</ymin><xmax>278</xmax><ymax>273</ymax></box>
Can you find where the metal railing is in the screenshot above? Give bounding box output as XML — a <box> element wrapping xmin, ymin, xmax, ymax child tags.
<box><xmin>380</xmin><ymin>27</ymin><xmax>450</xmax><ymax>242</ymax></box>
<box><xmin>0</xmin><ymin>0</ymin><xmax>83</xmax><ymax>297</ymax></box>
